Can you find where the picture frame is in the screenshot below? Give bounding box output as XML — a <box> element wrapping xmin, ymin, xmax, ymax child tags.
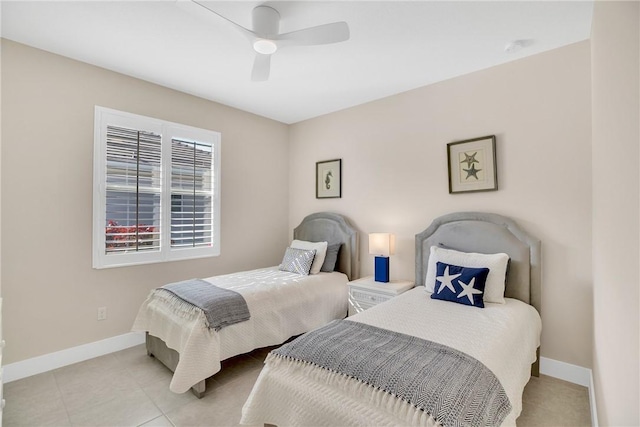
<box><xmin>316</xmin><ymin>159</ymin><xmax>342</xmax><ymax>198</ymax></box>
<box><xmin>447</xmin><ymin>135</ymin><xmax>497</xmax><ymax>194</ymax></box>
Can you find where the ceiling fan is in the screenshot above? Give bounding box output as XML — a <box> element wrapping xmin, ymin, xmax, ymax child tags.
<box><xmin>183</xmin><ymin>1</ymin><xmax>350</xmax><ymax>81</ymax></box>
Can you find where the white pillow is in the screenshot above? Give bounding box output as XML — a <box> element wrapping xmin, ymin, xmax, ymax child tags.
<box><xmin>425</xmin><ymin>246</ymin><xmax>509</xmax><ymax>304</ymax></box>
<box><xmin>290</xmin><ymin>240</ymin><xmax>328</xmax><ymax>275</ymax></box>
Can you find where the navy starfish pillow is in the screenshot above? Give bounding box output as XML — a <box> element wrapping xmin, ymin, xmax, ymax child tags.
<box><xmin>430</xmin><ymin>261</ymin><xmax>490</xmax><ymax>308</ymax></box>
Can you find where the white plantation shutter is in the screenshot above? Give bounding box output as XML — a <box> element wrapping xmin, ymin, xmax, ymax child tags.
<box><xmin>171</xmin><ymin>139</ymin><xmax>214</xmax><ymax>249</ymax></box>
<box><xmin>93</xmin><ymin>107</ymin><xmax>220</xmax><ymax>269</ymax></box>
<box><xmin>105</xmin><ymin>126</ymin><xmax>162</xmax><ymax>254</ymax></box>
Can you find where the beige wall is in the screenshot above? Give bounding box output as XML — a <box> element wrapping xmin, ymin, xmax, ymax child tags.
<box><xmin>0</xmin><ymin>30</ymin><xmax>610</xmax><ymax>380</ymax></box>
<box><xmin>591</xmin><ymin>2</ymin><xmax>640</xmax><ymax>425</ymax></box>
<box><xmin>289</xmin><ymin>42</ymin><xmax>593</xmax><ymax>368</ymax></box>
<box><xmin>0</xmin><ymin>40</ymin><xmax>290</xmax><ymax>364</ymax></box>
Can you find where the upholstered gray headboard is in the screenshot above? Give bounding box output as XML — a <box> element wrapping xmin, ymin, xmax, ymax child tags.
<box><xmin>415</xmin><ymin>212</ymin><xmax>541</xmax><ymax>314</ymax></box>
<box><xmin>293</xmin><ymin>212</ymin><xmax>360</xmax><ymax>281</ymax></box>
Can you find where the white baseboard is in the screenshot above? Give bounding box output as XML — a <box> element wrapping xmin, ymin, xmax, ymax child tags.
<box><xmin>2</xmin><ymin>331</ymin><xmax>145</xmax><ymax>383</ymax></box>
<box><xmin>540</xmin><ymin>356</ymin><xmax>591</xmax><ymax>387</ymax></box>
<box><xmin>540</xmin><ymin>356</ymin><xmax>598</xmax><ymax>427</ymax></box>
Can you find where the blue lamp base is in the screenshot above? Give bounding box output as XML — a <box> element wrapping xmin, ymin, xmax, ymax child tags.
<box><xmin>374</xmin><ymin>256</ymin><xmax>390</xmax><ymax>283</ymax></box>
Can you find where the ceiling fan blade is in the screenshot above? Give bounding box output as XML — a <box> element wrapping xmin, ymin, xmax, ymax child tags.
<box><xmin>276</xmin><ymin>22</ymin><xmax>350</xmax><ymax>47</ymax></box>
<box><xmin>251</xmin><ymin>53</ymin><xmax>271</xmax><ymax>81</ymax></box>
<box><xmin>177</xmin><ymin>0</ymin><xmax>257</xmax><ymax>41</ymax></box>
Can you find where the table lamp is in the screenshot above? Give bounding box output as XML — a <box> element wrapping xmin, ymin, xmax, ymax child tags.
<box><xmin>369</xmin><ymin>233</ymin><xmax>395</xmax><ymax>282</ymax></box>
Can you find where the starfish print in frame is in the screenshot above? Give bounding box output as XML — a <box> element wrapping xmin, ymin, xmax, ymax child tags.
<box><xmin>460</xmin><ymin>151</ymin><xmax>479</xmax><ymax>168</ymax></box>
<box><xmin>463</xmin><ymin>163</ymin><xmax>482</xmax><ymax>180</ymax></box>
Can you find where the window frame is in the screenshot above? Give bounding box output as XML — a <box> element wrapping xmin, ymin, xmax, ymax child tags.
<box><xmin>93</xmin><ymin>106</ymin><xmax>221</xmax><ymax>269</ymax></box>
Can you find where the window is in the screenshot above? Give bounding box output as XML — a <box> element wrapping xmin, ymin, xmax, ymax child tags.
<box><xmin>93</xmin><ymin>107</ymin><xmax>220</xmax><ymax>268</ymax></box>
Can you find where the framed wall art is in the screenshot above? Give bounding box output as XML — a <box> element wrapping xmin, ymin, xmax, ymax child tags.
<box><xmin>316</xmin><ymin>159</ymin><xmax>341</xmax><ymax>198</ymax></box>
<box><xmin>447</xmin><ymin>135</ymin><xmax>497</xmax><ymax>194</ymax></box>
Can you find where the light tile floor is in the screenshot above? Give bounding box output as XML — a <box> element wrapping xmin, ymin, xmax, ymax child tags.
<box><xmin>4</xmin><ymin>344</ymin><xmax>591</xmax><ymax>426</ymax></box>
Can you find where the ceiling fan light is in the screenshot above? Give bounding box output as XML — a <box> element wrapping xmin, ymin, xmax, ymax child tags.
<box><xmin>253</xmin><ymin>39</ymin><xmax>277</xmax><ymax>55</ymax></box>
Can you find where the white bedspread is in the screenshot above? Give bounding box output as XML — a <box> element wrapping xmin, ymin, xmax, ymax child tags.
<box><xmin>132</xmin><ymin>267</ymin><xmax>348</xmax><ymax>393</ymax></box>
<box><xmin>240</xmin><ymin>287</ymin><xmax>541</xmax><ymax>426</ymax></box>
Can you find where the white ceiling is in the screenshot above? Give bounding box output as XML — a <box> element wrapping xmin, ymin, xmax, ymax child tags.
<box><xmin>1</xmin><ymin>1</ymin><xmax>593</xmax><ymax>124</ymax></box>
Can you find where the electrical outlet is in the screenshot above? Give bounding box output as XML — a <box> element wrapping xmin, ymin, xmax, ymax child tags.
<box><xmin>97</xmin><ymin>307</ymin><xmax>107</xmax><ymax>321</ymax></box>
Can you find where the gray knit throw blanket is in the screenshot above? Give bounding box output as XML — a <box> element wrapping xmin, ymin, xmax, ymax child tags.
<box><xmin>159</xmin><ymin>279</ymin><xmax>250</xmax><ymax>331</ymax></box>
<box><xmin>271</xmin><ymin>319</ymin><xmax>511</xmax><ymax>427</ymax></box>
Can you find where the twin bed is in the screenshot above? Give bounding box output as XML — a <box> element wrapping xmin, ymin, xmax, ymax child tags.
<box><xmin>133</xmin><ymin>211</ymin><xmax>542</xmax><ymax>426</ymax></box>
<box><xmin>241</xmin><ymin>211</ymin><xmax>541</xmax><ymax>426</ymax></box>
<box><xmin>132</xmin><ymin>212</ymin><xmax>359</xmax><ymax>396</ymax></box>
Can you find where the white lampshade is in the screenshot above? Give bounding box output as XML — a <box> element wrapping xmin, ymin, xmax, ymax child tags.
<box><xmin>369</xmin><ymin>233</ymin><xmax>395</xmax><ymax>257</ymax></box>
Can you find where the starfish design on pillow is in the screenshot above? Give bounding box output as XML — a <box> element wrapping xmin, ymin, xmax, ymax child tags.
<box><xmin>435</xmin><ymin>266</ymin><xmax>461</xmax><ymax>294</ymax></box>
<box><xmin>457</xmin><ymin>277</ymin><xmax>484</xmax><ymax>304</ymax></box>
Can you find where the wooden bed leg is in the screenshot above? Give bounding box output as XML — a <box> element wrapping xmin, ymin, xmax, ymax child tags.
<box><xmin>531</xmin><ymin>347</ymin><xmax>540</xmax><ymax>377</ymax></box>
<box><xmin>191</xmin><ymin>380</ymin><xmax>205</xmax><ymax>398</ymax></box>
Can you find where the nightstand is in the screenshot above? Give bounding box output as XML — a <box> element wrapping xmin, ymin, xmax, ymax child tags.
<box><xmin>348</xmin><ymin>276</ymin><xmax>414</xmax><ymax>316</ymax></box>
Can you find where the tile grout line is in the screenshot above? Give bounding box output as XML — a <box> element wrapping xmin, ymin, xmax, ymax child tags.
<box><xmin>121</xmin><ymin>351</ymin><xmax>176</xmax><ymax>427</ymax></box>
<box><xmin>53</xmin><ymin>352</ymin><xmax>156</xmax><ymax>426</ymax></box>
<box><xmin>51</xmin><ymin>368</ymin><xmax>74</xmax><ymax>426</ymax></box>
<box><xmin>133</xmin><ymin>373</ymin><xmax>165</xmax><ymax>427</ymax></box>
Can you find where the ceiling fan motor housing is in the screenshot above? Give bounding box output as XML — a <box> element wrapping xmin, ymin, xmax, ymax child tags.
<box><xmin>252</xmin><ymin>5</ymin><xmax>279</xmax><ymax>37</ymax></box>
